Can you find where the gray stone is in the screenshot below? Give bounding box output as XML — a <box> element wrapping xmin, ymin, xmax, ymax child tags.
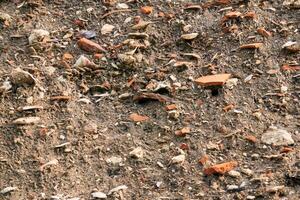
<box><xmin>261</xmin><ymin>126</ymin><xmax>294</xmax><ymax>146</ymax></box>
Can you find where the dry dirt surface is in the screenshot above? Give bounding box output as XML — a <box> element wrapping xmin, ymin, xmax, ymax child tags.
<box><xmin>0</xmin><ymin>0</ymin><xmax>300</xmax><ymax>199</ymax></box>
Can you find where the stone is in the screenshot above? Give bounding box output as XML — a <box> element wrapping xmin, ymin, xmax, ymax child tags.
<box><xmin>106</xmin><ymin>156</ymin><xmax>123</xmax><ymax>165</ymax></box>
<box><xmin>101</xmin><ymin>24</ymin><xmax>115</xmax><ymax>35</ymax></box>
<box><xmin>228</xmin><ymin>170</ymin><xmax>241</xmax><ymax>178</ymax></box>
<box><xmin>226</xmin><ymin>185</ymin><xmax>239</xmax><ymax>191</ymax></box>
<box><xmin>171</xmin><ymin>154</ymin><xmax>185</xmax><ymax>164</ymax></box>
<box><xmin>11</xmin><ymin>68</ymin><xmax>36</xmax><ymax>86</ymax></box>
<box><xmin>129</xmin><ymin>147</ymin><xmax>144</xmax><ymax>159</ymax></box>
<box><xmin>261</xmin><ymin>126</ymin><xmax>294</xmax><ymax>146</ymax></box>
<box><xmin>83</xmin><ymin>122</ymin><xmax>98</xmax><ymax>134</ymax></box>
<box><xmin>28</xmin><ymin>29</ymin><xmax>50</xmax><ymax>45</ymax></box>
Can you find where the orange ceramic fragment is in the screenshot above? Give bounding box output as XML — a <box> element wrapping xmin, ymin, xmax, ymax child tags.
<box><xmin>244</xmin><ymin>135</ymin><xmax>257</xmax><ymax>143</ymax></box>
<box><xmin>195</xmin><ymin>74</ymin><xmax>231</xmax><ymax>86</ymax></box>
<box><xmin>204</xmin><ymin>161</ymin><xmax>238</xmax><ymax>175</ymax></box>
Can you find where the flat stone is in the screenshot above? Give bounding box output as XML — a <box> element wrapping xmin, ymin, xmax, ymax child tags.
<box><xmin>11</xmin><ymin>68</ymin><xmax>36</xmax><ymax>86</ymax></box>
<box><xmin>261</xmin><ymin>126</ymin><xmax>294</xmax><ymax>146</ymax></box>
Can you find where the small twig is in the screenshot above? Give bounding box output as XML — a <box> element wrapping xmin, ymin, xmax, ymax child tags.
<box><xmin>101</xmin><ymin>9</ymin><xmax>136</xmax><ymax>19</ymax></box>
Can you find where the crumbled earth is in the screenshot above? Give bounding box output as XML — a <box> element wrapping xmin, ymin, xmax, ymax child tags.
<box><xmin>0</xmin><ymin>0</ymin><xmax>300</xmax><ymax>199</ymax></box>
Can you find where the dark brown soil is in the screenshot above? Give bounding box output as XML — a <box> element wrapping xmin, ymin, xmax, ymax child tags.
<box><xmin>0</xmin><ymin>0</ymin><xmax>299</xmax><ymax>199</ymax></box>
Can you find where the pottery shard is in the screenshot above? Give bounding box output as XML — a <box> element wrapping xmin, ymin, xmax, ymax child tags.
<box><xmin>77</xmin><ymin>38</ymin><xmax>106</xmax><ymax>53</ymax></box>
<box><xmin>261</xmin><ymin>126</ymin><xmax>294</xmax><ymax>146</ymax></box>
<box><xmin>195</xmin><ymin>73</ymin><xmax>231</xmax><ymax>86</ymax></box>
<box><xmin>204</xmin><ymin>161</ymin><xmax>238</xmax><ymax>175</ymax></box>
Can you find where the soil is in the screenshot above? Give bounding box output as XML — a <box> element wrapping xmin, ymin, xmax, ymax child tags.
<box><xmin>0</xmin><ymin>0</ymin><xmax>300</xmax><ymax>200</ymax></box>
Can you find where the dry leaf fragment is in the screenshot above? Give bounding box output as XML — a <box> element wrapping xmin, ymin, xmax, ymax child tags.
<box><xmin>132</xmin><ymin>21</ymin><xmax>153</xmax><ymax>30</ymax></box>
<box><xmin>63</xmin><ymin>53</ymin><xmax>74</xmax><ymax>61</ymax></box>
<box><xmin>184</xmin><ymin>4</ymin><xmax>202</xmax><ymax>10</ymax></box>
<box><xmin>129</xmin><ymin>113</ymin><xmax>149</xmax><ymax>122</ymax></box>
<box><xmin>40</xmin><ymin>159</ymin><xmax>59</xmax><ymax>171</ymax></box>
<box><xmin>181</xmin><ymin>33</ymin><xmax>198</xmax><ymax>40</ymax></box>
<box><xmin>243</xmin><ymin>11</ymin><xmax>257</xmax><ymax>19</ymax></box>
<box><xmin>281</xmin><ymin>64</ymin><xmax>300</xmax><ymax>71</ymax></box>
<box><xmin>50</xmin><ymin>96</ymin><xmax>72</xmax><ymax>101</ymax></box>
<box><xmin>223</xmin><ymin>104</ymin><xmax>234</xmax><ymax>112</ymax></box>
<box><xmin>12</xmin><ymin>117</ymin><xmax>41</xmax><ymax>125</ymax></box>
<box><xmin>140</xmin><ymin>6</ymin><xmax>153</xmax><ymax>14</ymax></box>
<box><xmin>240</xmin><ymin>43</ymin><xmax>263</xmax><ymax>49</ymax></box>
<box><xmin>77</xmin><ymin>38</ymin><xmax>106</xmax><ymax>53</ymax></box>
<box><xmin>225</xmin><ymin>11</ymin><xmax>242</xmax><ymax>18</ymax></box>
<box><xmin>133</xmin><ymin>92</ymin><xmax>172</xmax><ymax>103</ymax></box>
<box><xmin>199</xmin><ymin>155</ymin><xmax>209</xmax><ymax>165</ymax></box>
<box><xmin>128</xmin><ymin>32</ymin><xmax>149</xmax><ymax>39</ymax></box>
<box><xmin>244</xmin><ymin>135</ymin><xmax>257</xmax><ymax>143</ymax></box>
<box><xmin>257</xmin><ymin>27</ymin><xmax>272</xmax><ymax>37</ymax></box>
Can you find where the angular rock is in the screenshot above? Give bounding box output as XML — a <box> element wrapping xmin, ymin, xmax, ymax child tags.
<box><xmin>261</xmin><ymin>126</ymin><xmax>294</xmax><ymax>146</ymax></box>
<box><xmin>195</xmin><ymin>74</ymin><xmax>231</xmax><ymax>86</ymax></box>
<box><xmin>28</xmin><ymin>29</ymin><xmax>50</xmax><ymax>45</ymax></box>
<box><xmin>129</xmin><ymin>147</ymin><xmax>144</xmax><ymax>159</ymax></box>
